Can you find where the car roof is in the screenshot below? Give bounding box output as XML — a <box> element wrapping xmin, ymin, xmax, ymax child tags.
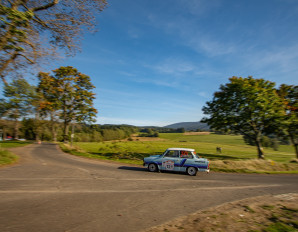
<box><xmin>167</xmin><ymin>148</ymin><xmax>195</xmax><ymax>152</ymax></box>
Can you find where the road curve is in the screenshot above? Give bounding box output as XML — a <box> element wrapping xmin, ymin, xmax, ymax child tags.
<box><xmin>0</xmin><ymin>143</ymin><xmax>297</xmax><ymax>232</ymax></box>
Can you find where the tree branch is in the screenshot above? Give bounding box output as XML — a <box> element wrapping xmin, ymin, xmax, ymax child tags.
<box><xmin>0</xmin><ymin>75</ymin><xmax>8</xmax><ymax>85</ymax></box>
<box><xmin>17</xmin><ymin>53</ymin><xmax>35</xmax><ymax>64</ymax></box>
<box><xmin>32</xmin><ymin>0</ymin><xmax>60</xmax><ymax>12</ymax></box>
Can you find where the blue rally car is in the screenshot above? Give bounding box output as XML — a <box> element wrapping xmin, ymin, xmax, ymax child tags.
<box><xmin>143</xmin><ymin>148</ymin><xmax>210</xmax><ymax>176</ymax></box>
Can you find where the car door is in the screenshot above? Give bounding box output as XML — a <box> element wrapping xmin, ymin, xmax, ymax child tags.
<box><xmin>161</xmin><ymin>150</ymin><xmax>181</xmax><ymax>172</ymax></box>
<box><xmin>179</xmin><ymin>150</ymin><xmax>194</xmax><ymax>172</ymax></box>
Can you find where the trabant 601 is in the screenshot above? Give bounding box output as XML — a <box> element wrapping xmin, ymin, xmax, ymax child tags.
<box><xmin>143</xmin><ymin>148</ymin><xmax>209</xmax><ymax>176</ymax></box>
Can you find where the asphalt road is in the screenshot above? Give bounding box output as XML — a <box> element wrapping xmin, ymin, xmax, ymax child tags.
<box><xmin>0</xmin><ymin>143</ymin><xmax>297</xmax><ymax>232</ymax></box>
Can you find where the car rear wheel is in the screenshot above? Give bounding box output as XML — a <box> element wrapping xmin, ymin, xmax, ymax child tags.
<box><xmin>148</xmin><ymin>163</ymin><xmax>158</xmax><ymax>172</ymax></box>
<box><xmin>187</xmin><ymin>167</ymin><xmax>197</xmax><ymax>176</ymax></box>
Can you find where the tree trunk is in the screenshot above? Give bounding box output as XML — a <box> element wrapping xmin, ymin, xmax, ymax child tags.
<box><xmin>51</xmin><ymin>124</ymin><xmax>57</xmax><ymax>142</ymax></box>
<box><xmin>63</xmin><ymin>121</ymin><xmax>69</xmax><ymax>143</ymax></box>
<box><xmin>289</xmin><ymin>133</ymin><xmax>298</xmax><ymax>159</ymax></box>
<box><xmin>35</xmin><ymin>112</ymin><xmax>40</xmax><ymax>142</ymax></box>
<box><xmin>62</xmin><ymin>101</ymin><xmax>69</xmax><ymax>143</ymax></box>
<box><xmin>70</xmin><ymin>123</ymin><xmax>74</xmax><ymax>147</ymax></box>
<box><xmin>50</xmin><ymin>112</ymin><xmax>57</xmax><ymax>142</ymax></box>
<box><xmin>255</xmin><ymin>138</ymin><xmax>265</xmax><ymax>159</ymax></box>
<box><xmin>35</xmin><ymin>132</ymin><xmax>40</xmax><ymax>142</ymax></box>
<box><xmin>3</xmin><ymin>127</ymin><xmax>7</xmax><ymax>140</ymax></box>
<box><xmin>13</xmin><ymin>119</ymin><xmax>19</xmax><ymax>140</ymax></box>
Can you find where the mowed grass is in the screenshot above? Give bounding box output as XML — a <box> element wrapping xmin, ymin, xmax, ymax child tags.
<box><xmin>64</xmin><ymin>133</ymin><xmax>298</xmax><ymax>173</ymax></box>
<box><xmin>0</xmin><ymin>141</ymin><xmax>32</xmax><ymax>166</ymax></box>
<box><xmin>0</xmin><ymin>150</ymin><xmax>18</xmax><ymax>165</ymax></box>
<box><xmin>159</xmin><ymin>133</ymin><xmax>295</xmax><ymax>162</ymax></box>
<box><xmin>0</xmin><ymin>140</ymin><xmax>33</xmax><ymax>148</ymax></box>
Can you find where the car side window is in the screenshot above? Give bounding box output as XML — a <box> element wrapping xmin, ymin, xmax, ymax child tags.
<box><xmin>164</xmin><ymin>150</ymin><xmax>179</xmax><ymax>158</ymax></box>
<box><xmin>180</xmin><ymin>151</ymin><xmax>193</xmax><ymax>159</ymax></box>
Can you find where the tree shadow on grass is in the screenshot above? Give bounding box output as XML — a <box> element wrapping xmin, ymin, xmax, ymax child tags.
<box><xmin>89</xmin><ymin>152</ymin><xmax>159</xmax><ymax>160</ymax></box>
<box><xmin>90</xmin><ymin>152</ymin><xmax>243</xmax><ymax>161</ymax></box>
<box><xmin>197</xmin><ymin>153</ymin><xmax>242</xmax><ymax>160</ymax></box>
<box><xmin>90</xmin><ymin>152</ymin><xmax>115</xmax><ymax>158</ymax></box>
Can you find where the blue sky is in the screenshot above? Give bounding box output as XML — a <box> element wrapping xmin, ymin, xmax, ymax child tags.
<box><xmin>56</xmin><ymin>0</ymin><xmax>298</xmax><ymax>126</ymax></box>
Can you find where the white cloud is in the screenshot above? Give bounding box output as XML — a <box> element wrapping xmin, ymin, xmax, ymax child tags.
<box><xmin>238</xmin><ymin>44</ymin><xmax>298</xmax><ymax>84</ymax></box>
<box><xmin>96</xmin><ymin>88</ymin><xmax>137</xmax><ymax>98</ymax></box>
<box><xmin>188</xmin><ymin>36</ymin><xmax>237</xmax><ymax>57</ymax></box>
<box><xmin>146</xmin><ymin>1</ymin><xmax>235</xmax><ymax>58</ymax></box>
<box><xmin>133</xmin><ymin>77</ymin><xmax>180</xmax><ymax>88</ymax></box>
<box><xmin>117</xmin><ymin>71</ymin><xmax>137</xmax><ymax>77</ymax></box>
<box><xmin>154</xmin><ymin>58</ymin><xmax>196</xmax><ymax>74</ymax></box>
<box><xmin>197</xmin><ymin>92</ymin><xmax>209</xmax><ymax>98</ymax></box>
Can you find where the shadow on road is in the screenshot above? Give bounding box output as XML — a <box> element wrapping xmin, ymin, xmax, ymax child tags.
<box><xmin>118</xmin><ymin>166</ymin><xmax>147</xmax><ymax>172</ymax></box>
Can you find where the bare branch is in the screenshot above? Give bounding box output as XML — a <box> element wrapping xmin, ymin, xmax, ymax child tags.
<box><xmin>32</xmin><ymin>0</ymin><xmax>60</xmax><ymax>12</ymax></box>
<box><xmin>17</xmin><ymin>53</ymin><xmax>35</xmax><ymax>64</ymax></box>
<box><xmin>0</xmin><ymin>0</ymin><xmax>107</xmax><ymax>82</ymax></box>
<box><xmin>0</xmin><ymin>75</ymin><xmax>8</xmax><ymax>85</ymax></box>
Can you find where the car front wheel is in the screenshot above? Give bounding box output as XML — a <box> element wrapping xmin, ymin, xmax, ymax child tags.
<box><xmin>148</xmin><ymin>163</ymin><xmax>158</xmax><ymax>172</ymax></box>
<box><xmin>187</xmin><ymin>167</ymin><xmax>197</xmax><ymax>176</ymax></box>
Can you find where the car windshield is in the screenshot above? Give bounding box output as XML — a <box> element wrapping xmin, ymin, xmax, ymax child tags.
<box><xmin>193</xmin><ymin>152</ymin><xmax>200</xmax><ymax>159</ymax></box>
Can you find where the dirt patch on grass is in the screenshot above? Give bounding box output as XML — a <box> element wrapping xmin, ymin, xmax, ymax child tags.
<box><xmin>129</xmin><ymin>135</ymin><xmax>166</xmax><ymax>142</ymax></box>
<box><xmin>184</xmin><ymin>132</ymin><xmax>211</xmax><ymax>136</ymax></box>
<box><xmin>145</xmin><ymin>193</ymin><xmax>298</xmax><ymax>232</ymax></box>
<box><xmin>211</xmin><ymin>159</ymin><xmax>298</xmax><ymax>173</ymax></box>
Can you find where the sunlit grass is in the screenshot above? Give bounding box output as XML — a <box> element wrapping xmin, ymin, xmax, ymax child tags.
<box><xmin>70</xmin><ymin>133</ymin><xmax>296</xmax><ymax>163</ymax></box>
<box><xmin>0</xmin><ymin>141</ymin><xmax>32</xmax><ymax>166</ymax></box>
<box><xmin>0</xmin><ymin>149</ymin><xmax>18</xmax><ymax>165</ymax></box>
<box><xmin>66</xmin><ymin>134</ymin><xmax>298</xmax><ymax>173</ymax></box>
<box><xmin>0</xmin><ymin>140</ymin><xmax>33</xmax><ymax>148</ymax></box>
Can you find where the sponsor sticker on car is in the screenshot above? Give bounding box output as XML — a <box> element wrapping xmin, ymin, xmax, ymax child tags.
<box><xmin>162</xmin><ymin>160</ymin><xmax>175</xmax><ymax>170</ymax></box>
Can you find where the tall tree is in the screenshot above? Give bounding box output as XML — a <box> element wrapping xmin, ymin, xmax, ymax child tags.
<box><xmin>0</xmin><ymin>99</ymin><xmax>9</xmax><ymax>140</ymax></box>
<box><xmin>0</xmin><ymin>78</ymin><xmax>36</xmax><ymax>139</ymax></box>
<box><xmin>0</xmin><ymin>0</ymin><xmax>107</xmax><ymax>84</ymax></box>
<box><xmin>277</xmin><ymin>84</ymin><xmax>298</xmax><ymax>158</ymax></box>
<box><xmin>37</xmin><ymin>71</ymin><xmax>60</xmax><ymax>141</ymax></box>
<box><xmin>37</xmin><ymin>66</ymin><xmax>97</xmax><ymax>143</ymax></box>
<box><xmin>202</xmin><ymin>76</ymin><xmax>284</xmax><ymax>159</ymax></box>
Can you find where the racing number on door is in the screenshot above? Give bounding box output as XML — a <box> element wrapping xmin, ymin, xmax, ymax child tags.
<box><xmin>162</xmin><ymin>160</ymin><xmax>174</xmax><ymax>170</ymax></box>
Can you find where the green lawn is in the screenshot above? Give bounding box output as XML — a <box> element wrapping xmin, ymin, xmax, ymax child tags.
<box><xmin>0</xmin><ymin>140</ymin><xmax>32</xmax><ymax>166</ymax></box>
<box><xmin>0</xmin><ymin>140</ymin><xmax>33</xmax><ymax>148</ymax></box>
<box><xmin>61</xmin><ymin>133</ymin><xmax>297</xmax><ymax>173</ymax></box>
<box><xmin>0</xmin><ymin>149</ymin><xmax>18</xmax><ymax>165</ymax></box>
<box><xmin>69</xmin><ymin>133</ymin><xmax>297</xmax><ymax>163</ymax></box>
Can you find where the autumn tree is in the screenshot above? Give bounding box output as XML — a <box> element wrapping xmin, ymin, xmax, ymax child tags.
<box><xmin>202</xmin><ymin>76</ymin><xmax>284</xmax><ymax>159</ymax></box>
<box><xmin>0</xmin><ymin>99</ymin><xmax>10</xmax><ymax>139</ymax></box>
<box><xmin>37</xmin><ymin>66</ymin><xmax>97</xmax><ymax>143</ymax></box>
<box><xmin>0</xmin><ymin>0</ymin><xmax>107</xmax><ymax>84</ymax></box>
<box><xmin>277</xmin><ymin>84</ymin><xmax>298</xmax><ymax>158</ymax></box>
<box><xmin>37</xmin><ymin>71</ymin><xmax>61</xmax><ymax>142</ymax></box>
<box><xmin>0</xmin><ymin>78</ymin><xmax>36</xmax><ymax>139</ymax></box>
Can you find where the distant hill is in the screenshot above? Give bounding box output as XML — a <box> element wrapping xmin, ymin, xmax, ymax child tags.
<box><xmin>164</xmin><ymin>121</ymin><xmax>209</xmax><ymax>131</ymax></box>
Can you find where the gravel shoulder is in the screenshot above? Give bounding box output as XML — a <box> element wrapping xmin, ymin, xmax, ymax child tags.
<box><xmin>145</xmin><ymin>193</ymin><xmax>298</xmax><ymax>232</ymax></box>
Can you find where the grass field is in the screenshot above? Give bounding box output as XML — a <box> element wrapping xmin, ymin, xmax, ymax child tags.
<box><xmin>0</xmin><ymin>141</ymin><xmax>32</xmax><ymax>148</ymax></box>
<box><xmin>0</xmin><ymin>141</ymin><xmax>32</xmax><ymax>166</ymax></box>
<box><xmin>0</xmin><ymin>150</ymin><xmax>18</xmax><ymax>166</ymax></box>
<box><xmin>0</xmin><ymin>149</ymin><xmax>18</xmax><ymax>165</ymax></box>
<box><xmin>62</xmin><ymin>133</ymin><xmax>298</xmax><ymax>173</ymax></box>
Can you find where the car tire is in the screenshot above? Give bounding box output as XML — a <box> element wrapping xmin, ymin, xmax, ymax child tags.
<box><xmin>148</xmin><ymin>163</ymin><xmax>158</xmax><ymax>172</ymax></box>
<box><xmin>187</xmin><ymin>167</ymin><xmax>197</xmax><ymax>176</ymax></box>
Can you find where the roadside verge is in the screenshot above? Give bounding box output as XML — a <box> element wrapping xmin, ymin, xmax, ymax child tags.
<box><xmin>145</xmin><ymin>193</ymin><xmax>298</xmax><ymax>232</ymax></box>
